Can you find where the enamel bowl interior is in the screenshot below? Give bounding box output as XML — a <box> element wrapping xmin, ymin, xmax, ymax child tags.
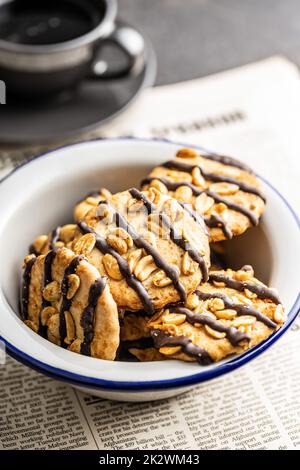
<box><xmin>0</xmin><ymin>138</ymin><xmax>299</xmax><ymax>392</ymax></box>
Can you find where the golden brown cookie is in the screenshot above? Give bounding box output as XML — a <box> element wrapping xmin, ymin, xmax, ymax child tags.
<box><xmin>73</xmin><ymin>188</ymin><xmax>112</xmax><ymax>222</ymax></box>
<box><xmin>29</xmin><ymin>224</ymin><xmax>77</xmax><ymax>256</ymax></box>
<box><xmin>72</xmin><ymin>187</ymin><xmax>210</xmax><ymax>314</ymax></box>
<box><xmin>21</xmin><ymin>247</ymin><xmax>119</xmax><ymax>360</ymax></box>
<box><xmin>147</xmin><ymin>266</ymin><xmax>285</xmax><ymax>364</ymax></box>
<box><xmin>141</xmin><ymin>148</ymin><xmax>266</xmax><ymax>242</ymax></box>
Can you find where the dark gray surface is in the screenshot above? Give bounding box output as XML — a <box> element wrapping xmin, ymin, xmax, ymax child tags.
<box><xmin>119</xmin><ymin>0</ymin><xmax>300</xmax><ymax>85</ymax></box>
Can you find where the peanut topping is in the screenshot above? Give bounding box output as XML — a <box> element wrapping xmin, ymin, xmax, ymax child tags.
<box><xmin>182</xmin><ymin>252</ymin><xmax>198</xmax><ymax>275</ymax></box>
<box><xmin>152</xmin><ymin>270</ymin><xmax>172</xmax><ymax>287</ymax></box>
<box><xmin>192</xmin><ymin>167</ymin><xmax>205</xmax><ymax>187</ymax></box>
<box><xmin>176</xmin><ymin>148</ymin><xmax>198</xmax><ymax>159</ymax></box>
<box><xmin>149</xmin><ymin>179</ymin><xmax>168</xmax><ymax>194</ymax></box>
<box><xmin>174</xmin><ymin>185</ymin><xmax>193</xmax><ymax>202</ymax></box>
<box><xmin>204</xmin><ymin>325</ymin><xmax>226</xmax><ymax>339</ymax></box>
<box><xmin>102</xmin><ymin>254</ymin><xmax>123</xmax><ymax>280</ymax></box>
<box><xmin>134</xmin><ymin>255</ymin><xmax>157</xmax><ymax>282</ymax></box>
<box><xmin>163</xmin><ymin>313</ymin><xmax>187</xmax><ymax>326</ymax></box>
<box><xmin>41</xmin><ymin>306</ymin><xmax>57</xmax><ymax>326</ymax></box>
<box><xmin>107</xmin><ymin>234</ymin><xmax>128</xmax><ymax>255</ymax></box>
<box><xmin>195</xmin><ymin>193</ymin><xmax>214</xmax><ymax>214</ymax></box>
<box><xmin>210</xmin><ymin>182</ymin><xmax>239</xmax><ymax>196</ymax></box>
<box><xmin>64</xmin><ymin>311</ymin><xmax>75</xmax><ymax>345</ymax></box>
<box><xmin>42</xmin><ymin>281</ymin><xmax>60</xmax><ymax>302</ymax></box>
<box><xmin>67</xmin><ymin>274</ymin><xmax>80</xmax><ymax>300</ymax></box>
<box><xmin>73</xmin><ymin>233</ymin><xmax>96</xmax><ymax>256</ymax></box>
<box><xmin>128</xmin><ymin>249</ymin><xmax>143</xmax><ymax>273</ymax></box>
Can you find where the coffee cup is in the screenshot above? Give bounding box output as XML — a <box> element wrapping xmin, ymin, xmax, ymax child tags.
<box><xmin>0</xmin><ymin>0</ymin><xmax>145</xmax><ymax>99</ymax></box>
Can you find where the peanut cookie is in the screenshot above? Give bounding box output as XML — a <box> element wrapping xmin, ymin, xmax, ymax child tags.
<box><xmin>118</xmin><ymin>311</ymin><xmax>165</xmax><ymax>361</ymax></box>
<box><xmin>72</xmin><ymin>187</ymin><xmax>210</xmax><ymax>314</ymax></box>
<box><xmin>29</xmin><ymin>224</ymin><xmax>77</xmax><ymax>256</ymax></box>
<box><xmin>21</xmin><ymin>247</ymin><xmax>119</xmax><ymax>360</ymax></box>
<box><xmin>141</xmin><ymin>148</ymin><xmax>266</xmax><ymax>242</ymax></box>
<box><xmin>147</xmin><ymin>266</ymin><xmax>285</xmax><ymax>364</ymax></box>
<box><xmin>73</xmin><ymin>188</ymin><xmax>112</xmax><ymax>222</ymax></box>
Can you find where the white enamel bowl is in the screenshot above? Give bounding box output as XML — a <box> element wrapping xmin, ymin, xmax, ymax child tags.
<box><xmin>0</xmin><ymin>138</ymin><xmax>299</xmax><ymax>402</ymax></box>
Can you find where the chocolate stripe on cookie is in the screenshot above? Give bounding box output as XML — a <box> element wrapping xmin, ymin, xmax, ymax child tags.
<box><xmin>205</xmin><ymin>214</ymin><xmax>233</xmax><ymax>239</ymax></box>
<box><xmin>170</xmin><ymin>306</ymin><xmax>250</xmax><ymax>346</ymax></box>
<box><xmin>43</xmin><ymin>249</ymin><xmax>57</xmax><ymax>286</ymax></box>
<box><xmin>49</xmin><ymin>227</ymin><xmax>61</xmax><ymax>250</ymax></box>
<box><xmin>80</xmin><ymin>278</ymin><xmax>107</xmax><ymax>356</ymax></box>
<box><xmin>209</xmin><ymin>273</ymin><xmax>281</xmax><ymax>304</ymax></box>
<box><xmin>196</xmin><ymin>291</ymin><xmax>277</xmax><ymax>329</ymax></box>
<box><xmin>78</xmin><ymin>221</ymin><xmax>156</xmax><ymax>315</ymax></box>
<box><xmin>161</xmin><ymin>160</ymin><xmax>265</xmax><ymax>201</ymax></box>
<box><xmin>141</xmin><ymin>177</ymin><xmax>258</xmax><ymax>226</ymax></box>
<box><xmin>129</xmin><ymin>188</ymin><xmax>209</xmax><ymax>282</ymax></box>
<box><xmin>178</xmin><ymin>202</ymin><xmax>208</xmax><ymax>234</ymax></box>
<box><xmin>21</xmin><ymin>256</ymin><xmax>36</xmax><ymax>320</ymax></box>
<box><xmin>60</xmin><ymin>255</ymin><xmax>84</xmax><ymax>347</ymax></box>
<box><xmin>98</xmin><ymin>202</ymin><xmax>188</xmax><ymax>303</ymax></box>
<box><xmin>151</xmin><ymin>329</ymin><xmax>213</xmax><ymax>365</ymax></box>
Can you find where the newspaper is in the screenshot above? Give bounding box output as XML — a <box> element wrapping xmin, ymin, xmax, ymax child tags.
<box><xmin>0</xmin><ymin>56</ymin><xmax>300</xmax><ymax>450</ymax></box>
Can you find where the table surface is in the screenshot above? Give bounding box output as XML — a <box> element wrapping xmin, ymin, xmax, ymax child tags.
<box><xmin>119</xmin><ymin>0</ymin><xmax>300</xmax><ymax>86</ymax></box>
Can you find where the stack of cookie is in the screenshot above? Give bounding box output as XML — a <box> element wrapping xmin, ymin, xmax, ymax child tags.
<box><xmin>21</xmin><ymin>148</ymin><xmax>286</xmax><ymax>365</ymax></box>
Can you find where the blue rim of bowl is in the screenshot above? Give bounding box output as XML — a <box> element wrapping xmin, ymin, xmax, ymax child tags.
<box><xmin>0</xmin><ymin>137</ymin><xmax>299</xmax><ymax>391</ymax></box>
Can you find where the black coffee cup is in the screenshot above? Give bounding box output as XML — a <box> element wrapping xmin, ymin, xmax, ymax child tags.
<box><xmin>0</xmin><ymin>0</ymin><xmax>145</xmax><ymax>98</ymax></box>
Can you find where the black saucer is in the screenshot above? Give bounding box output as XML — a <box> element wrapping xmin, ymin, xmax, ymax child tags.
<box><xmin>0</xmin><ymin>21</ymin><xmax>156</xmax><ymax>144</ymax></box>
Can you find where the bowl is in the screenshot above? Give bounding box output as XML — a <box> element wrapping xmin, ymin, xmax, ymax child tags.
<box><xmin>0</xmin><ymin>137</ymin><xmax>299</xmax><ymax>402</ymax></box>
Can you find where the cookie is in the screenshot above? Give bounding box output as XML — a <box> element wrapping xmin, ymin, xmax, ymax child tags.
<box><xmin>29</xmin><ymin>224</ymin><xmax>77</xmax><ymax>256</ymax></box>
<box><xmin>147</xmin><ymin>266</ymin><xmax>285</xmax><ymax>364</ymax></box>
<box><xmin>73</xmin><ymin>188</ymin><xmax>112</xmax><ymax>222</ymax></box>
<box><xmin>141</xmin><ymin>148</ymin><xmax>266</xmax><ymax>242</ymax></box>
<box><xmin>21</xmin><ymin>247</ymin><xmax>120</xmax><ymax>360</ymax></box>
<box><xmin>72</xmin><ymin>187</ymin><xmax>210</xmax><ymax>314</ymax></box>
<box><xmin>118</xmin><ymin>311</ymin><xmax>164</xmax><ymax>361</ymax></box>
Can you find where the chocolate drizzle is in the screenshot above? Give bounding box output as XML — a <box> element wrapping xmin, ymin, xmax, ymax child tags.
<box><xmin>21</xmin><ymin>256</ymin><xmax>36</xmax><ymax>320</ymax></box>
<box><xmin>77</xmin><ymin>221</ymin><xmax>156</xmax><ymax>315</ymax></box>
<box><xmin>209</xmin><ymin>273</ymin><xmax>281</xmax><ymax>304</ymax></box>
<box><xmin>49</xmin><ymin>227</ymin><xmax>61</xmax><ymax>250</ymax></box>
<box><xmin>205</xmin><ymin>214</ymin><xmax>233</xmax><ymax>239</ymax></box>
<box><xmin>43</xmin><ymin>249</ymin><xmax>57</xmax><ymax>287</ymax></box>
<box><xmin>178</xmin><ymin>201</ymin><xmax>208</xmax><ymax>235</ymax></box>
<box><xmin>129</xmin><ymin>188</ymin><xmax>209</xmax><ymax>282</ymax></box>
<box><xmin>141</xmin><ymin>177</ymin><xmax>259</xmax><ymax>226</ymax></box>
<box><xmin>161</xmin><ymin>160</ymin><xmax>265</xmax><ymax>201</ymax></box>
<box><xmin>80</xmin><ymin>278</ymin><xmax>107</xmax><ymax>356</ymax></box>
<box><xmin>196</xmin><ymin>291</ymin><xmax>277</xmax><ymax>329</ymax></box>
<box><xmin>99</xmin><ymin>200</ymin><xmax>188</xmax><ymax>302</ymax></box>
<box><xmin>151</xmin><ymin>329</ymin><xmax>213</xmax><ymax>365</ymax></box>
<box><xmin>59</xmin><ymin>255</ymin><xmax>84</xmax><ymax>347</ymax></box>
<box><xmin>170</xmin><ymin>306</ymin><xmax>250</xmax><ymax>346</ymax></box>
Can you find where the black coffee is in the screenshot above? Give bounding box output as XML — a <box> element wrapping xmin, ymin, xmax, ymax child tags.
<box><xmin>0</xmin><ymin>0</ymin><xmax>104</xmax><ymax>45</ymax></box>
